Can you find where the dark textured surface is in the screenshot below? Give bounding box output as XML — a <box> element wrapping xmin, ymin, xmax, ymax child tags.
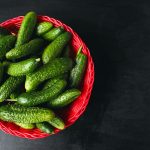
<box><xmin>1</xmin><ymin>0</ymin><xmax>150</xmax><ymax>149</ymax></box>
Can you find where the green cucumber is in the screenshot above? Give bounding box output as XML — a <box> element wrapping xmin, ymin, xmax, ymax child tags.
<box><xmin>63</xmin><ymin>45</ymin><xmax>71</xmax><ymax>57</ymax></box>
<box><xmin>10</xmin><ymin>92</ymin><xmax>19</xmax><ymax>99</ymax></box>
<box><xmin>0</xmin><ymin>26</ymin><xmax>10</xmax><ymax>38</ymax></box>
<box><xmin>0</xmin><ymin>76</ymin><xmax>25</xmax><ymax>102</ymax></box>
<box><xmin>36</xmin><ymin>122</ymin><xmax>54</xmax><ymax>134</ymax></box>
<box><xmin>43</xmin><ymin>77</ymin><xmax>67</xmax><ymax>90</ymax></box>
<box><xmin>10</xmin><ymin>85</ymin><xmax>24</xmax><ymax>99</ymax></box>
<box><xmin>15</xmin><ymin>11</ymin><xmax>37</xmax><ymax>47</ymax></box>
<box><xmin>48</xmin><ymin>117</ymin><xmax>65</xmax><ymax>130</ymax></box>
<box><xmin>17</xmin><ymin>79</ymin><xmax>66</xmax><ymax>106</ymax></box>
<box><xmin>42</xmin><ymin>27</ymin><xmax>64</xmax><ymax>41</ymax></box>
<box><xmin>25</xmin><ymin>57</ymin><xmax>73</xmax><ymax>91</ymax></box>
<box><xmin>0</xmin><ymin>63</ymin><xmax>4</xmax><ymax>84</ymax></box>
<box><xmin>36</xmin><ymin>22</ymin><xmax>53</xmax><ymax>36</ymax></box>
<box><xmin>70</xmin><ymin>46</ymin><xmax>87</xmax><ymax>88</ymax></box>
<box><xmin>2</xmin><ymin>61</ymin><xmax>11</xmax><ymax>67</ymax></box>
<box><xmin>42</xmin><ymin>32</ymin><xmax>72</xmax><ymax>64</ymax></box>
<box><xmin>0</xmin><ymin>104</ymin><xmax>55</xmax><ymax>123</ymax></box>
<box><xmin>7</xmin><ymin>58</ymin><xmax>40</xmax><ymax>76</ymax></box>
<box><xmin>0</xmin><ymin>35</ymin><xmax>16</xmax><ymax>59</ymax></box>
<box><xmin>15</xmin><ymin>122</ymin><xmax>35</xmax><ymax>129</ymax></box>
<box><xmin>6</xmin><ymin>38</ymin><xmax>44</xmax><ymax>60</ymax></box>
<box><xmin>48</xmin><ymin>89</ymin><xmax>81</xmax><ymax>108</ymax></box>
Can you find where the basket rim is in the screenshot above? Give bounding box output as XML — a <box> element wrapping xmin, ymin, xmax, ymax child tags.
<box><xmin>0</xmin><ymin>15</ymin><xmax>95</xmax><ymax>139</ymax></box>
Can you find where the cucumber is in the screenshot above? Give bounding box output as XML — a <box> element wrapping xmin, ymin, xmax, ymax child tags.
<box><xmin>43</xmin><ymin>77</ymin><xmax>66</xmax><ymax>90</ymax></box>
<box><xmin>15</xmin><ymin>122</ymin><xmax>35</xmax><ymax>129</ymax></box>
<box><xmin>42</xmin><ymin>32</ymin><xmax>72</xmax><ymax>64</ymax></box>
<box><xmin>17</xmin><ymin>79</ymin><xmax>66</xmax><ymax>106</ymax></box>
<box><xmin>6</xmin><ymin>38</ymin><xmax>44</xmax><ymax>60</ymax></box>
<box><xmin>10</xmin><ymin>85</ymin><xmax>24</xmax><ymax>99</ymax></box>
<box><xmin>0</xmin><ymin>26</ymin><xmax>10</xmax><ymax>38</ymax></box>
<box><xmin>0</xmin><ymin>76</ymin><xmax>25</xmax><ymax>102</ymax></box>
<box><xmin>0</xmin><ymin>35</ymin><xmax>16</xmax><ymax>59</ymax></box>
<box><xmin>36</xmin><ymin>22</ymin><xmax>53</xmax><ymax>36</ymax></box>
<box><xmin>0</xmin><ymin>63</ymin><xmax>4</xmax><ymax>84</ymax></box>
<box><xmin>70</xmin><ymin>46</ymin><xmax>87</xmax><ymax>88</ymax></box>
<box><xmin>2</xmin><ymin>61</ymin><xmax>11</xmax><ymax>67</ymax></box>
<box><xmin>36</xmin><ymin>122</ymin><xmax>54</xmax><ymax>134</ymax></box>
<box><xmin>7</xmin><ymin>58</ymin><xmax>40</xmax><ymax>76</ymax></box>
<box><xmin>25</xmin><ymin>57</ymin><xmax>73</xmax><ymax>91</ymax></box>
<box><xmin>15</xmin><ymin>11</ymin><xmax>37</xmax><ymax>47</ymax></box>
<box><xmin>10</xmin><ymin>92</ymin><xmax>19</xmax><ymax>99</ymax></box>
<box><xmin>48</xmin><ymin>89</ymin><xmax>81</xmax><ymax>108</ymax></box>
<box><xmin>63</xmin><ymin>45</ymin><xmax>70</xmax><ymax>57</ymax></box>
<box><xmin>0</xmin><ymin>104</ymin><xmax>55</xmax><ymax>123</ymax></box>
<box><xmin>42</xmin><ymin>27</ymin><xmax>64</xmax><ymax>41</ymax></box>
<box><xmin>48</xmin><ymin>117</ymin><xmax>65</xmax><ymax>130</ymax></box>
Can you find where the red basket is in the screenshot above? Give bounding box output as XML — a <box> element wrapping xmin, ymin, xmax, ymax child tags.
<box><xmin>0</xmin><ymin>16</ymin><xmax>95</xmax><ymax>139</ymax></box>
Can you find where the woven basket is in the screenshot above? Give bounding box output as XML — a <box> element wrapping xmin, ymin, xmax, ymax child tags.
<box><xmin>0</xmin><ymin>16</ymin><xmax>94</xmax><ymax>139</ymax></box>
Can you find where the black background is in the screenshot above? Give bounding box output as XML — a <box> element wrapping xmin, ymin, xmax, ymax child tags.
<box><xmin>1</xmin><ymin>0</ymin><xmax>150</xmax><ymax>149</ymax></box>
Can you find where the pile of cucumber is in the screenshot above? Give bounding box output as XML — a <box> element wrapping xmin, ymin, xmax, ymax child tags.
<box><xmin>0</xmin><ymin>11</ymin><xmax>87</xmax><ymax>134</ymax></box>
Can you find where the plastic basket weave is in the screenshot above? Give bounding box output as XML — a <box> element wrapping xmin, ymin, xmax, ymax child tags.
<box><xmin>0</xmin><ymin>16</ymin><xmax>95</xmax><ymax>139</ymax></box>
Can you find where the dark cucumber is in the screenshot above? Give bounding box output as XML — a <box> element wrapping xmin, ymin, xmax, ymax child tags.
<box><xmin>17</xmin><ymin>79</ymin><xmax>67</xmax><ymax>106</ymax></box>
<box><xmin>6</xmin><ymin>38</ymin><xmax>44</xmax><ymax>60</ymax></box>
<box><xmin>7</xmin><ymin>58</ymin><xmax>40</xmax><ymax>76</ymax></box>
<box><xmin>10</xmin><ymin>85</ymin><xmax>25</xmax><ymax>99</ymax></box>
<box><xmin>15</xmin><ymin>122</ymin><xmax>35</xmax><ymax>129</ymax></box>
<box><xmin>0</xmin><ymin>104</ymin><xmax>55</xmax><ymax>123</ymax></box>
<box><xmin>0</xmin><ymin>35</ymin><xmax>16</xmax><ymax>59</ymax></box>
<box><xmin>0</xmin><ymin>63</ymin><xmax>4</xmax><ymax>84</ymax></box>
<box><xmin>42</xmin><ymin>27</ymin><xmax>64</xmax><ymax>41</ymax></box>
<box><xmin>0</xmin><ymin>76</ymin><xmax>25</xmax><ymax>102</ymax></box>
<box><xmin>36</xmin><ymin>22</ymin><xmax>53</xmax><ymax>36</ymax></box>
<box><xmin>25</xmin><ymin>57</ymin><xmax>73</xmax><ymax>91</ymax></box>
<box><xmin>0</xmin><ymin>26</ymin><xmax>10</xmax><ymax>38</ymax></box>
<box><xmin>42</xmin><ymin>32</ymin><xmax>72</xmax><ymax>64</ymax></box>
<box><xmin>15</xmin><ymin>11</ymin><xmax>37</xmax><ymax>47</ymax></box>
<box><xmin>48</xmin><ymin>89</ymin><xmax>81</xmax><ymax>108</ymax></box>
<box><xmin>63</xmin><ymin>45</ymin><xmax>71</xmax><ymax>57</ymax></box>
<box><xmin>36</xmin><ymin>122</ymin><xmax>54</xmax><ymax>134</ymax></box>
<box><xmin>10</xmin><ymin>92</ymin><xmax>20</xmax><ymax>99</ymax></box>
<box><xmin>48</xmin><ymin>117</ymin><xmax>65</xmax><ymax>130</ymax></box>
<box><xmin>70</xmin><ymin>46</ymin><xmax>87</xmax><ymax>88</ymax></box>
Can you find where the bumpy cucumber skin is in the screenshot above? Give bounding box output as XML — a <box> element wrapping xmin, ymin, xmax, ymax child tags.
<box><xmin>42</xmin><ymin>32</ymin><xmax>72</xmax><ymax>64</ymax></box>
<box><xmin>6</xmin><ymin>38</ymin><xmax>44</xmax><ymax>60</ymax></box>
<box><xmin>25</xmin><ymin>57</ymin><xmax>73</xmax><ymax>91</ymax></box>
<box><xmin>48</xmin><ymin>89</ymin><xmax>81</xmax><ymax>108</ymax></box>
<box><xmin>0</xmin><ymin>105</ymin><xmax>55</xmax><ymax>123</ymax></box>
<box><xmin>17</xmin><ymin>79</ymin><xmax>67</xmax><ymax>106</ymax></box>
<box><xmin>15</xmin><ymin>122</ymin><xmax>35</xmax><ymax>129</ymax></box>
<box><xmin>0</xmin><ymin>26</ymin><xmax>10</xmax><ymax>38</ymax></box>
<box><xmin>0</xmin><ymin>63</ymin><xmax>4</xmax><ymax>83</ymax></box>
<box><xmin>0</xmin><ymin>76</ymin><xmax>25</xmax><ymax>102</ymax></box>
<box><xmin>42</xmin><ymin>27</ymin><xmax>64</xmax><ymax>41</ymax></box>
<box><xmin>70</xmin><ymin>49</ymin><xmax>87</xmax><ymax>88</ymax></box>
<box><xmin>15</xmin><ymin>12</ymin><xmax>37</xmax><ymax>47</ymax></box>
<box><xmin>36</xmin><ymin>22</ymin><xmax>53</xmax><ymax>36</ymax></box>
<box><xmin>0</xmin><ymin>35</ymin><xmax>16</xmax><ymax>59</ymax></box>
<box><xmin>36</xmin><ymin>122</ymin><xmax>54</xmax><ymax>134</ymax></box>
<box><xmin>7</xmin><ymin>58</ymin><xmax>40</xmax><ymax>76</ymax></box>
<box><xmin>43</xmin><ymin>77</ymin><xmax>67</xmax><ymax>90</ymax></box>
<box><xmin>48</xmin><ymin>117</ymin><xmax>65</xmax><ymax>130</ymax></box>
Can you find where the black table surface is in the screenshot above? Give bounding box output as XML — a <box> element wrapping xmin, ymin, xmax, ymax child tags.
<box><xmin>1</xmin><ymin>0</ymin><xmax>150</xmax><ymax>150</ymax></box>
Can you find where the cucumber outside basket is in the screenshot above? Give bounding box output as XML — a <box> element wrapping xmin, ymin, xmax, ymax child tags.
<box><xmin>0</xmin><ymin>15</ymin><xmax>94</xmax><ymax>139</ymax></box>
